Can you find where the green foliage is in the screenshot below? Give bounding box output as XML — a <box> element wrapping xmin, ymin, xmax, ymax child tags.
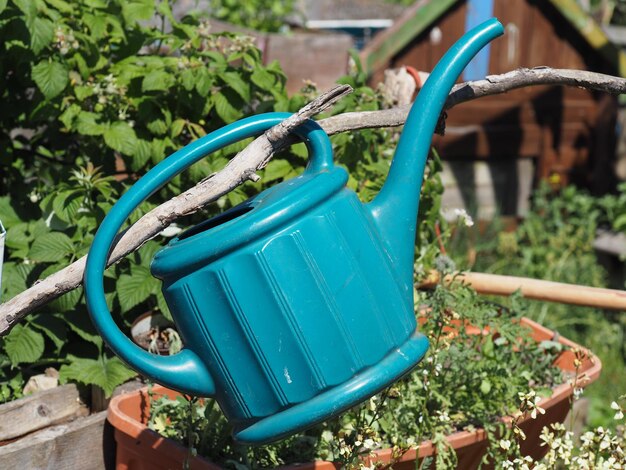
<box><xmin>449</xmin><ymin>183</ymin><xmax>626</xmax><ymax>428</ymax></box>
<box><xmin>0</xmin><ymin>0</ymin><xmax>297</xmax><ymax>398</ymax></box>
<box><xmin>208</xmin><ymin>0</ymin><xmax>295</xmax><ymax>33</ymax></box>
<box><xmin>59</xmin><ymin>355</ymin><xmax>138</xmax><ymax>397</ymax></box>
<box><xmin>0</xmin><ymin>0</ymin><xmax>399</xmax><ymax>401</ymax></box>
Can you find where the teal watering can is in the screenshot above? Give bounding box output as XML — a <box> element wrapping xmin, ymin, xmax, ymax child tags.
<box><xmin>85</xmin><ymin>19</ymin><xmax>504</xmax><ymax>444</ymax></box>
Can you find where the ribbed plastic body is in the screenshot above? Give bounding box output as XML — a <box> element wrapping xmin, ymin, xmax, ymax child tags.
<box><xmin>160</xmin><ymin>189</ymin><xmax>417</xmax><ymax>428</ymax></box>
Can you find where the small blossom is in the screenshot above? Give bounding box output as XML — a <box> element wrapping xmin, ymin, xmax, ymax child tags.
<box><xmin>499</xmin><ymin>439</ymin><xmax>512</xmax><ymax>451</ymax></box>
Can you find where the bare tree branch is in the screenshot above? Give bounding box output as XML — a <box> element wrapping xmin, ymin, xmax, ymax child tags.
<box><xmin>2</xmin><ymin>66</ymin><xmax>626</xmax><ymax>336</ymax></box>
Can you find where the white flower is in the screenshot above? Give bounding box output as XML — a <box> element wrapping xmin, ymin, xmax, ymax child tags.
<box><xmin>611</xmin><ymin>401</ymin><xmax>624</xmax><ymax>420</ymax></box>
<box><xmin>362</xmin><ymin>438</ymin><xmax>375</xmax><ymax>450</ymax></box>
<box><xmin>531</xmin><ymin>397</ymin><xmax>546</xmax><ymax>419</ymax></box>
<box><xmin>454</xmin><ymin>208</ymin><xmax>474</xmax><ymax>227</ymax></box>
<box><xmin>499</xmin><ymin>439</ymin><xmax>512</xmax><ymax>451</ymax></box>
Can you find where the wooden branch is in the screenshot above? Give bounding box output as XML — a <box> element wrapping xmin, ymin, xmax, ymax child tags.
<box><xmin>420</xmin><ymin>271</ymin><xmax>626</xmax><ymax>311</ymax></box>
<box><xmin>320</xmin><ymin>67</ymin><xmax>626</xmax><ymax>135</ymax></box>
<box><xmin>2</xmin><ymin>66</ymin><xmax>626</xmax><ymax>336</ymax></box>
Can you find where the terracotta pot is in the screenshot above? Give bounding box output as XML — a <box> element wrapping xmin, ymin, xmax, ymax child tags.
<box><xmin>130</xmin><ymin>311</ymin><xmax>178</xmax><ymax>356</ymax></box>
<box><xmin>108</xmin><ymin>317</ymin><xmax>601</xmax><ymax>470</ymax></box>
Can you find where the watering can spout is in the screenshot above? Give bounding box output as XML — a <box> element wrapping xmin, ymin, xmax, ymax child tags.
<box><xmin>367</xmin><ymin>18</ymin><xmax>504</xmax><ymax>288</ymax></box>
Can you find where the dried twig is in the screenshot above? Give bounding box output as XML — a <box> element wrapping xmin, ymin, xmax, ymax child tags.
<box><xmin>2</xmin><ymin>67</ymin><xmax>626</xmax><ymax>336</ymax></box>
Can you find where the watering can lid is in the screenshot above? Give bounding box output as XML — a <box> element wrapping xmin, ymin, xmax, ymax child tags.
<box><xmin>151</xmin><ymin>166</ymin><xmax>348</xmax><ymax>280</ymax></box>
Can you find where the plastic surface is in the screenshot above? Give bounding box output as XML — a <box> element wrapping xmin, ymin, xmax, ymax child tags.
<box><xmin>86</xmin><ymin>18</ymin><xmax>504</xmax><ymax>444</ymax></box>
<box><xmin>85</xmin><ymin>115</ymin><xmax>332</xmax><ymax>397</ymax></box>
<box><xmin>367</xmin><ymin>17</ymin><xmax>504</xmax><ymax>293</ymax></box>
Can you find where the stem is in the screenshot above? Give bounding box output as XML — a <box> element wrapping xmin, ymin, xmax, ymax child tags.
<box><xmin>184</xmin><ymin>394</ymin><xmax>195</xmax><ymax>470</ymax></box>
<box><xmin>434</xmin><ymin>221</ymin><xmax>447</xmax><ymax>256</ymax></box>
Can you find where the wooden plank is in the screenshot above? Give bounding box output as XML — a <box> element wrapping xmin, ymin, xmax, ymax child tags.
<box><xmin>433</xmin><ymin>122</ymin><xmax>590</xmax><ymax>159</ymax></box>
<box><xmin>446</xmin><ymin>100</ymin><xmax>596</xmax><ymax>126</ymax></box>
<box><xmin>491</xmin><ymin>0</ymin><xmax>528</xmax><ymax>72</ymax></box>
<box><xmin>0</xmin><ymin>411</ymin><xmax>113</xmax><ymax>470</ymax></box>
<box><xmin>265</xmin><ymin>32</ymin><xmax>353</xmax><ymax>94</ymax></box>
<box><xmin>0</xmin><ymin>384</ymin><xmax>88</xmax><ymax>441</ymax></box>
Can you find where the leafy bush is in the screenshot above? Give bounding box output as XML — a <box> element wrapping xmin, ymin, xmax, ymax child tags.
<box><xmin>0</xmin><ymin>0</ymin><xmax>400</xmax><ymax>399</ymax></box>
<box><xmin>208</xmin><ymin>0</ymin><xmax>295</xmax><ymax>33</ymax></box>
<box><xmin>0</xmin><ymin>0</ymin><xmax>297</xmax><ymax>398</ymax></box>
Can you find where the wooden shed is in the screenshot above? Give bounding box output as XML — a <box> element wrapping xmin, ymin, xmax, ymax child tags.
<box><xmin>362</xmin><ymin>0</ymin><xmax>626</xmax><ymax>216</ymax></box>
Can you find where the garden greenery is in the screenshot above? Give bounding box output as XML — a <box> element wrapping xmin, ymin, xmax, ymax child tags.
<box><xmin>449</xmin><ymin>183</ymin><xmax>626</xmax><ymax>428</ymax></box>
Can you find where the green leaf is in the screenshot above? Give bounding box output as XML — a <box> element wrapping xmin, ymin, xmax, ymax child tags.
<box><xmin>0</xmin><ymin>196</ymin><xmax>23</xmax><ymax>226</ymax></box>
<box><xmin>146</xmin><ymin>119</ymin><xmax>168</xmax><ymax>135</ymax></box>
<box><xmin>142</xmin><ymin>70</ymin><xmax>175</xmax><ymax>92</ymax></box>
<box><xmin>74</xmin><ymin>85</ymin><xmax>94</xmax><ymax>100</ymax></box>
<box><xmin>13</xmin><ymin>0</ymin><xmax>35</xmax><ymax>20</ymax></box>
<box><xmin>64</xmin><ymin>311</ymin><xmax>103</xmax><ymax>347</ymax></box>
<box><xmin>479</xmin><ymin>378</ymin><xmax>492</xmax><ymax>395</ymax></box>
<box><xmin>52</xmin><ymin>190</ymin><xmax>83</xmax><ymax>222</ymax></box>
<box><xmin>180</xmin><ymin>69</ymin><xmax>195</xmax><ymax>91</ymax></box>
<box><xmin>28</xmin><ymin>17</ymin><xmax>54</xmax><ymax>54</ymax></box>
<box><xmin>195</xmin><ymin>68</ymin><xmax>213</xmax><ymax>97</ymax></box>
<box><xmin>1</xmin><ymin>263</ymin><xmax>24</xmax><ymax>299</ymax></box>
<box><xmin>214</xmin><ymin>92</ymin><xmax>239</xmax><ymax>123</ymax></box>
<box><xmin>104</xmin><ymin>121</ymin><xmax>138</xmax><ymax>155</ymax></box>
<box><xmin>31</xmin><ymin>314</ymin><xmax>68</xmax><ymax>352</ymax></box>
<box><xmin>75</xmin><ymin>112</ymin><xmax>104</xmax><ymax>135</ymax></box>
<box><xmin>170</xmin><ymin>119</ymin><xmax>185</xmax><ymax>138</ymax></box>
<box><xmin>251</xmin><ymin>68</ymin><xmax>275</xmax><ymax>90</ymax></box>
<box><xmin>31</xmin><ymin>60</ymin><xmax>69</xmax><ymax>100</ymax></box>
<box><xmin>263</xmin><ymin>159</ymin><xmax>294</xmax><ymax>182</ymax></box>
<box><xmin>5</xmin><ymin>223</ymin><xmax>31</xmax><ymax>256</ymax></box>
<box><xmin>613</xmin><ymin>213</ymin><xmax>626</xmax><ymax>231</ymax></box>
<box><xmin>84</xmin><ymin>13</ymin><xmax>107</xmax><ymax>39</ymax></box>
<box><xmin>223</xmin><ymin>71</ymin><xmax>250</xmax><ymax>101</ymax></box>
<box><xmin>29</xmin><ymin>232</ymin><xmax>74</xmax><ymax>262</ymax></box>
<box><xmin>116</xmin><ymin>265</ymin><xmax>158</xmax><ymax>312</ymax></box>
<box><xmin>156</xmin><ymin>290</ymin><xmax>172</xmax><ymax>321</ymax></box>
<box><xmin>130</xmin><ymin>139</ymin><xmax>152</xmax><ymax>170</ymax></box>
<box><xmin>0</xmin><ymin>0</ymin><xmax>7</xmax><ymax>14</ymax></box>
<box><xmin>49</xmin><ymin>286</ymin><xmax>82</xmax><ymax>313</ymax></box>
<box><xmin>60</xmin><ymin>355</ymin><xmax>137</xmax><ymax>397</ymax></box>
<box><xmin>44</xmin><ymin>0</ymin><xmax>74</xmax><ymax>14</ymax></box>
<box><xmin>5</xmin><ymin>324</ymin><xmax>45</xmax><ymax>366</ymax></box>
<box><xmin>121</xmin><ymin>0</ymin><xmax>155</xmax><ymax>24</ymax></box>
<box><xmin>59</xmin><ymin>104</ymin><xmax>81</xmax><ymax>129</ymax></box>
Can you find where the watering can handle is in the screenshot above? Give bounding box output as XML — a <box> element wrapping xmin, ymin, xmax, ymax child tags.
<box><xmin>84</xmin><ymin>113</ymin><xmax>333</xmax><ymax>397</ymax></box>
